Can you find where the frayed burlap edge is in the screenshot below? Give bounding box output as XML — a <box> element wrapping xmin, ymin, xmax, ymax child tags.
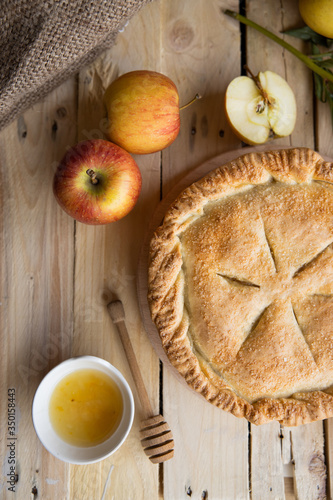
<box><xmin>0</xmin><ymin>1</ymin><xmax>152</xmax><ymax>131</ymax></box>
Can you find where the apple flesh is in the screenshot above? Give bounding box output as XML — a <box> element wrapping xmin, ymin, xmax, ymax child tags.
<box><xmin>53</xmin><ymin>139</ymin><xmax>142</xmax><ymax>225</ymax></box>
<box><xmin>225</xmin><ymin>70</ymin><xmax>297</xmax><ymax>146</ymax></box>
<box><xmin>104</xmin><ymin>70</ymin><xmax>180</xmax><ymax>154</ymax></box>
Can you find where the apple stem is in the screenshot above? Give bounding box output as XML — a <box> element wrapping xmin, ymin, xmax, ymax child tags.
<box><xmin>179</xmin><ymin>93</ymin><xmax>202</xmax><ymax>111</ymax></box>
<box><xmin>224</xmin><ymin>10</ymin><xmax>333</xmax><ymax>85</ymax></box>
<box><xmin>244</xmin><ymin>65</ymin><xmax>272</xmax><ymax>107</ymax></box>
<box><xmin>86</xmin><ymin>168</ymin><xmax>99</xmax><ymax>185</ymax></box>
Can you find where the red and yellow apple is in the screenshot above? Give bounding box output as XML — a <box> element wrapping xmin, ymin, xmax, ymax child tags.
<box><xmin>225</xmin><ymin>70</ymin><xmax>297</xmax><ymax>146</ymax></box>
<box><xmin>104</xmin><ymin>70</ymin><xmax>180</xmax><ymax>154</ymax></box>
<box><xmin>53</xmin><ymin>139</ymin><xmax>142</xmax><ymax>225</ymax></box>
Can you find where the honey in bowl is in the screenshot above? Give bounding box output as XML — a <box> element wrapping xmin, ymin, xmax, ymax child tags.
<box><xmin>49</xmin><ymin>368</ymin><xmax>123</xmax><ymax>447</ymax></box>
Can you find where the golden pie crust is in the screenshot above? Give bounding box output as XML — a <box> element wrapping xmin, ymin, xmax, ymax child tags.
<box><xmin>148</xmin><ymin>148</ymin><xmax>333</xmax><ymax>426</ymax></box>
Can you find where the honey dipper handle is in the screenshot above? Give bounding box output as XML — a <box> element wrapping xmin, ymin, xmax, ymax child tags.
<box><xmin>107</xmin><ymin>300</ymin><xmax>153</xmax><ymax>419</ymax></box>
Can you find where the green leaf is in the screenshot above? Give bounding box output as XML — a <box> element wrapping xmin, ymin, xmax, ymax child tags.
<box><xmin>321</xmin><ymin>60</ymin><xmax>333</xmax><ymax>69</ymax></box>
<box><xmin>310</xmin><ymin>53</ymin><xmax>333</xmax><ymax>62</ymax></box>
<box><xmin>283</xmin><ymin>26</ymin><xmax>331</xmax><ymax>46</ymax></box>
<box><xmin>310</xmin><ymin>53</ymin><xmax>331</xmax><ymax>60</ymax></box>
<box><xmin>311</xmin><ymin>43</ymin><xmax>333</xmax><ymax>70</ymax></box>
<box><xmin>311</xmin><ymin>42</ymin><xmax>321</xmax><ymax>55</ymax></box>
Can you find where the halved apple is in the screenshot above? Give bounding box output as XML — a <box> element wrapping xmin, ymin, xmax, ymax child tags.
<box><xmin>225</xmin><ymin>70</ymin><xmax>297</xmax><ymax>145</ymax></box>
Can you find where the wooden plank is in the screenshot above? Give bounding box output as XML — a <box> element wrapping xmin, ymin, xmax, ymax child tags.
<box><xmin>245</xmin><ymin>2</ymin><xmax>326</xmax><ymax>499</ymax></box>
<box><xmin>283</xmin><ymin>0</ymin><xmax>332</xmax><ymax>494</ymax></box>
<box><xmin>160</xmin><ymin>1</ymin><xmax>249</xmax><ymax>498</ymax></box>
<box><xmin>286</xmin><ymin>2</ymin><xmax>332</xmax><ymax>497</ymax></box>
<box><xmin>281</xmin><ymin>424</ymin><xmax>327</xmax><ymax>500</ymax></box>
<box><xmin>325</xmin><ymin>419</ymin><xmax>333</xmax><ymax>499</ymax></box>
<box><xmin>0</xmin><ymin>79</ymin><xmax>77</xmax><ymax>498</ymax></box>
<box><xmin>69</xmin><ymin>2</ymin><xmax>162</xmax><ymax>499</ymax></box>
<box><xmin>251</xmin><ymin>422</ymin><xmax>285</xmax><ymax>499</ymax></box>
<box><xmin>161</xmin><ymin>0</ymin><xmax>243</xmax><ymax>196</ymax></box>
<box><xmin>316</xmin><ymin>100</ymin><xmax>333</xmax><ymax>158</ymax></box>
<box><xmin>246</xmin><ymin>0</ymin><xmax>314</xmax><ymax>150</ymax></box>
<box><xmin>289</xmin><ymin>424</ymin><xmax>326</xmax><ymax>500</ymax></box>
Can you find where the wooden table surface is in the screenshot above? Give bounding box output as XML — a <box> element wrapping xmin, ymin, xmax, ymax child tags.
<box><xmin>1</xmin><ymin>1</ymin><xmax>333</xmax><ymax>499</ymax></box>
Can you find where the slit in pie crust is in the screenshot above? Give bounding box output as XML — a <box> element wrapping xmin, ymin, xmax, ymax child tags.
<box><xmin>148</xmin><ymin>148</ymin><xmax>333</xmax><ymax>426</ymax></box>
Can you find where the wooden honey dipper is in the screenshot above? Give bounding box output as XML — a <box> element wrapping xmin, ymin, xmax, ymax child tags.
<box><xmin>107</xmin><ymin>300</ymin><xmax>174</xmax><ymax>464</ymax></box>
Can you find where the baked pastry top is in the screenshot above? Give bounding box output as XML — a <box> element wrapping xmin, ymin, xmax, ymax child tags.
<box><xmin>148</xmin><ymin>148</ymin><xmax>333</xmax><ymax>426</ymax></box>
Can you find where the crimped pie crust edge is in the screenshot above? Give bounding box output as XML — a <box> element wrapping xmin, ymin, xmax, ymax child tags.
<box><xmin>148</xmin><ymin>148</ymin><xmax>333</xmax><ymax>426</ymax></box>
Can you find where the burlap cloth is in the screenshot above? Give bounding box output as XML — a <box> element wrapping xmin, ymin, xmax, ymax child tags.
<box><xmin>0</xmin><ymin>0</ymin><xmax>152</xmax><ymax>131</ymax></box>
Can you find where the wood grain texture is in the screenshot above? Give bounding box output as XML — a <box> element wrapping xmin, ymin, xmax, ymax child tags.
<box><xmin>69</xmin><ymin>2</ymin><xmax>162</xmax><ymax>498</ymax></box>
<box><xmin>250</xmin><ymin>422</ymin><xmax>285</xmax><ymax>499</ymax></box>
<box><xmin>161</xmin><ymin>0</ymin><xmax>243</xmax><ymax>196</ymax></box>
<box><xmin>291</xmin><ymin>424</ymin><xmax>327</xmax><ymax>500</ymax></box>
<box><xmin>0</xmin><ymin>79</ymin><xmax>77</xmax><ymax>499</ymax></box>
<box><xmin>1</xmin><ymin>0</ymin><xmax>333</xmax><ymax>499</ymax></box>
<box><xmin>159</xmin><ymin>1</ymin><xmax>250</xmax><ymax>498</ymax></box>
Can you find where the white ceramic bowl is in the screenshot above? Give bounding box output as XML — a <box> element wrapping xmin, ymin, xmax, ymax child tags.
<box><xmin>32</xmin><ymin>355</ymin><xmax>134</xmax><ymax>464</ymax></box>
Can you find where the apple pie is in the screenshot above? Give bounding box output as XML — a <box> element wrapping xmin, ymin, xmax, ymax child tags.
<box><xmin>148</xmin><ymin>148</ymin><xmax>333</xmax><ymax>426</ymax></box>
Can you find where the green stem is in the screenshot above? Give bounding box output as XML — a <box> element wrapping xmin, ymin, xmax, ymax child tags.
<box><xmin>224</xmin><ymin>10</ymin><xmax>333</xmax><ymax>85</ymax></box>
